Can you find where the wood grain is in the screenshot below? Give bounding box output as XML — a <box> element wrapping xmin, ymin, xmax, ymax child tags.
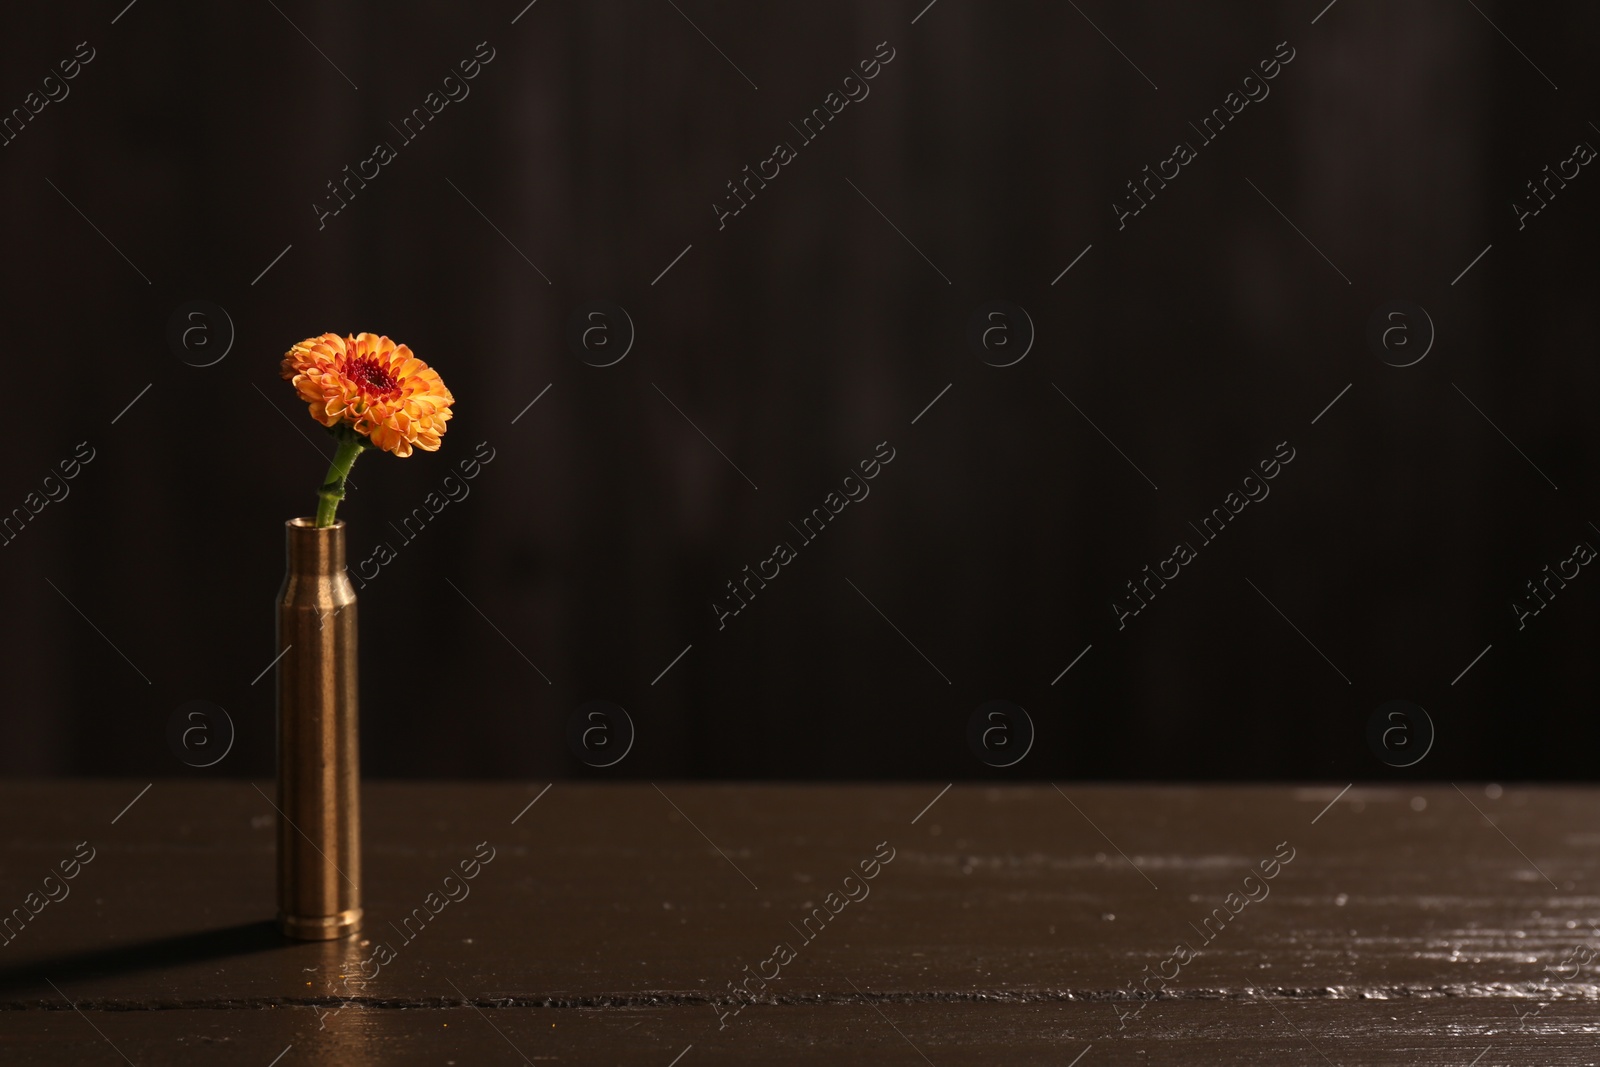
<box><xmin>1</xmin><ymin>782</ymin><xmax>1596</xmax><ymax>1064</ymax></box>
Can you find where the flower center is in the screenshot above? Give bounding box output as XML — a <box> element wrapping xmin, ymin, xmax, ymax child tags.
<box><xmin>347</xmin><ymin>356</ymin><xmax>399</xmax><ymax>396</ymax></box>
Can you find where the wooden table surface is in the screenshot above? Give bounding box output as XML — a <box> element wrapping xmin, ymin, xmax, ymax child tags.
<box><xmin>0</xmin><ymin>782</ymin><xmax>1596</xmax><ymax>1065</ymax></box>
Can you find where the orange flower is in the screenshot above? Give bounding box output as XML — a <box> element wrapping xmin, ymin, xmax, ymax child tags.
<box><xmin>281</xmin><ymin>333</ymin><xmax>454</xmax><ymax>457</ymax></box>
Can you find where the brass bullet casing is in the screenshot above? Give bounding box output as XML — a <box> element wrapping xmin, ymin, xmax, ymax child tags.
<box><xmin>276</xmin><ymin>518</ymin><xmax>362</xmax><ymax>940</ymax></box>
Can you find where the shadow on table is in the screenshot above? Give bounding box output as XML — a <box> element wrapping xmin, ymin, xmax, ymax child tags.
<box><xmin>0</xmin><ymin>919</ymin><xmax>283</xmax><ymax>1000</ymax></box>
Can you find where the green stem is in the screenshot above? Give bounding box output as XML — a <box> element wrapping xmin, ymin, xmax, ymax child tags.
<box><xmin>314</xmin><ymin>430</ymin><xmax>367</xmax><ymax>527</ymax></box>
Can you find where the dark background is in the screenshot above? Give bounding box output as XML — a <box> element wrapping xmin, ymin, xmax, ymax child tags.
<box><xmin>1</xmin><ymin>0</ymin><xmax>1594</xmax><ymax>781</ymax></box>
